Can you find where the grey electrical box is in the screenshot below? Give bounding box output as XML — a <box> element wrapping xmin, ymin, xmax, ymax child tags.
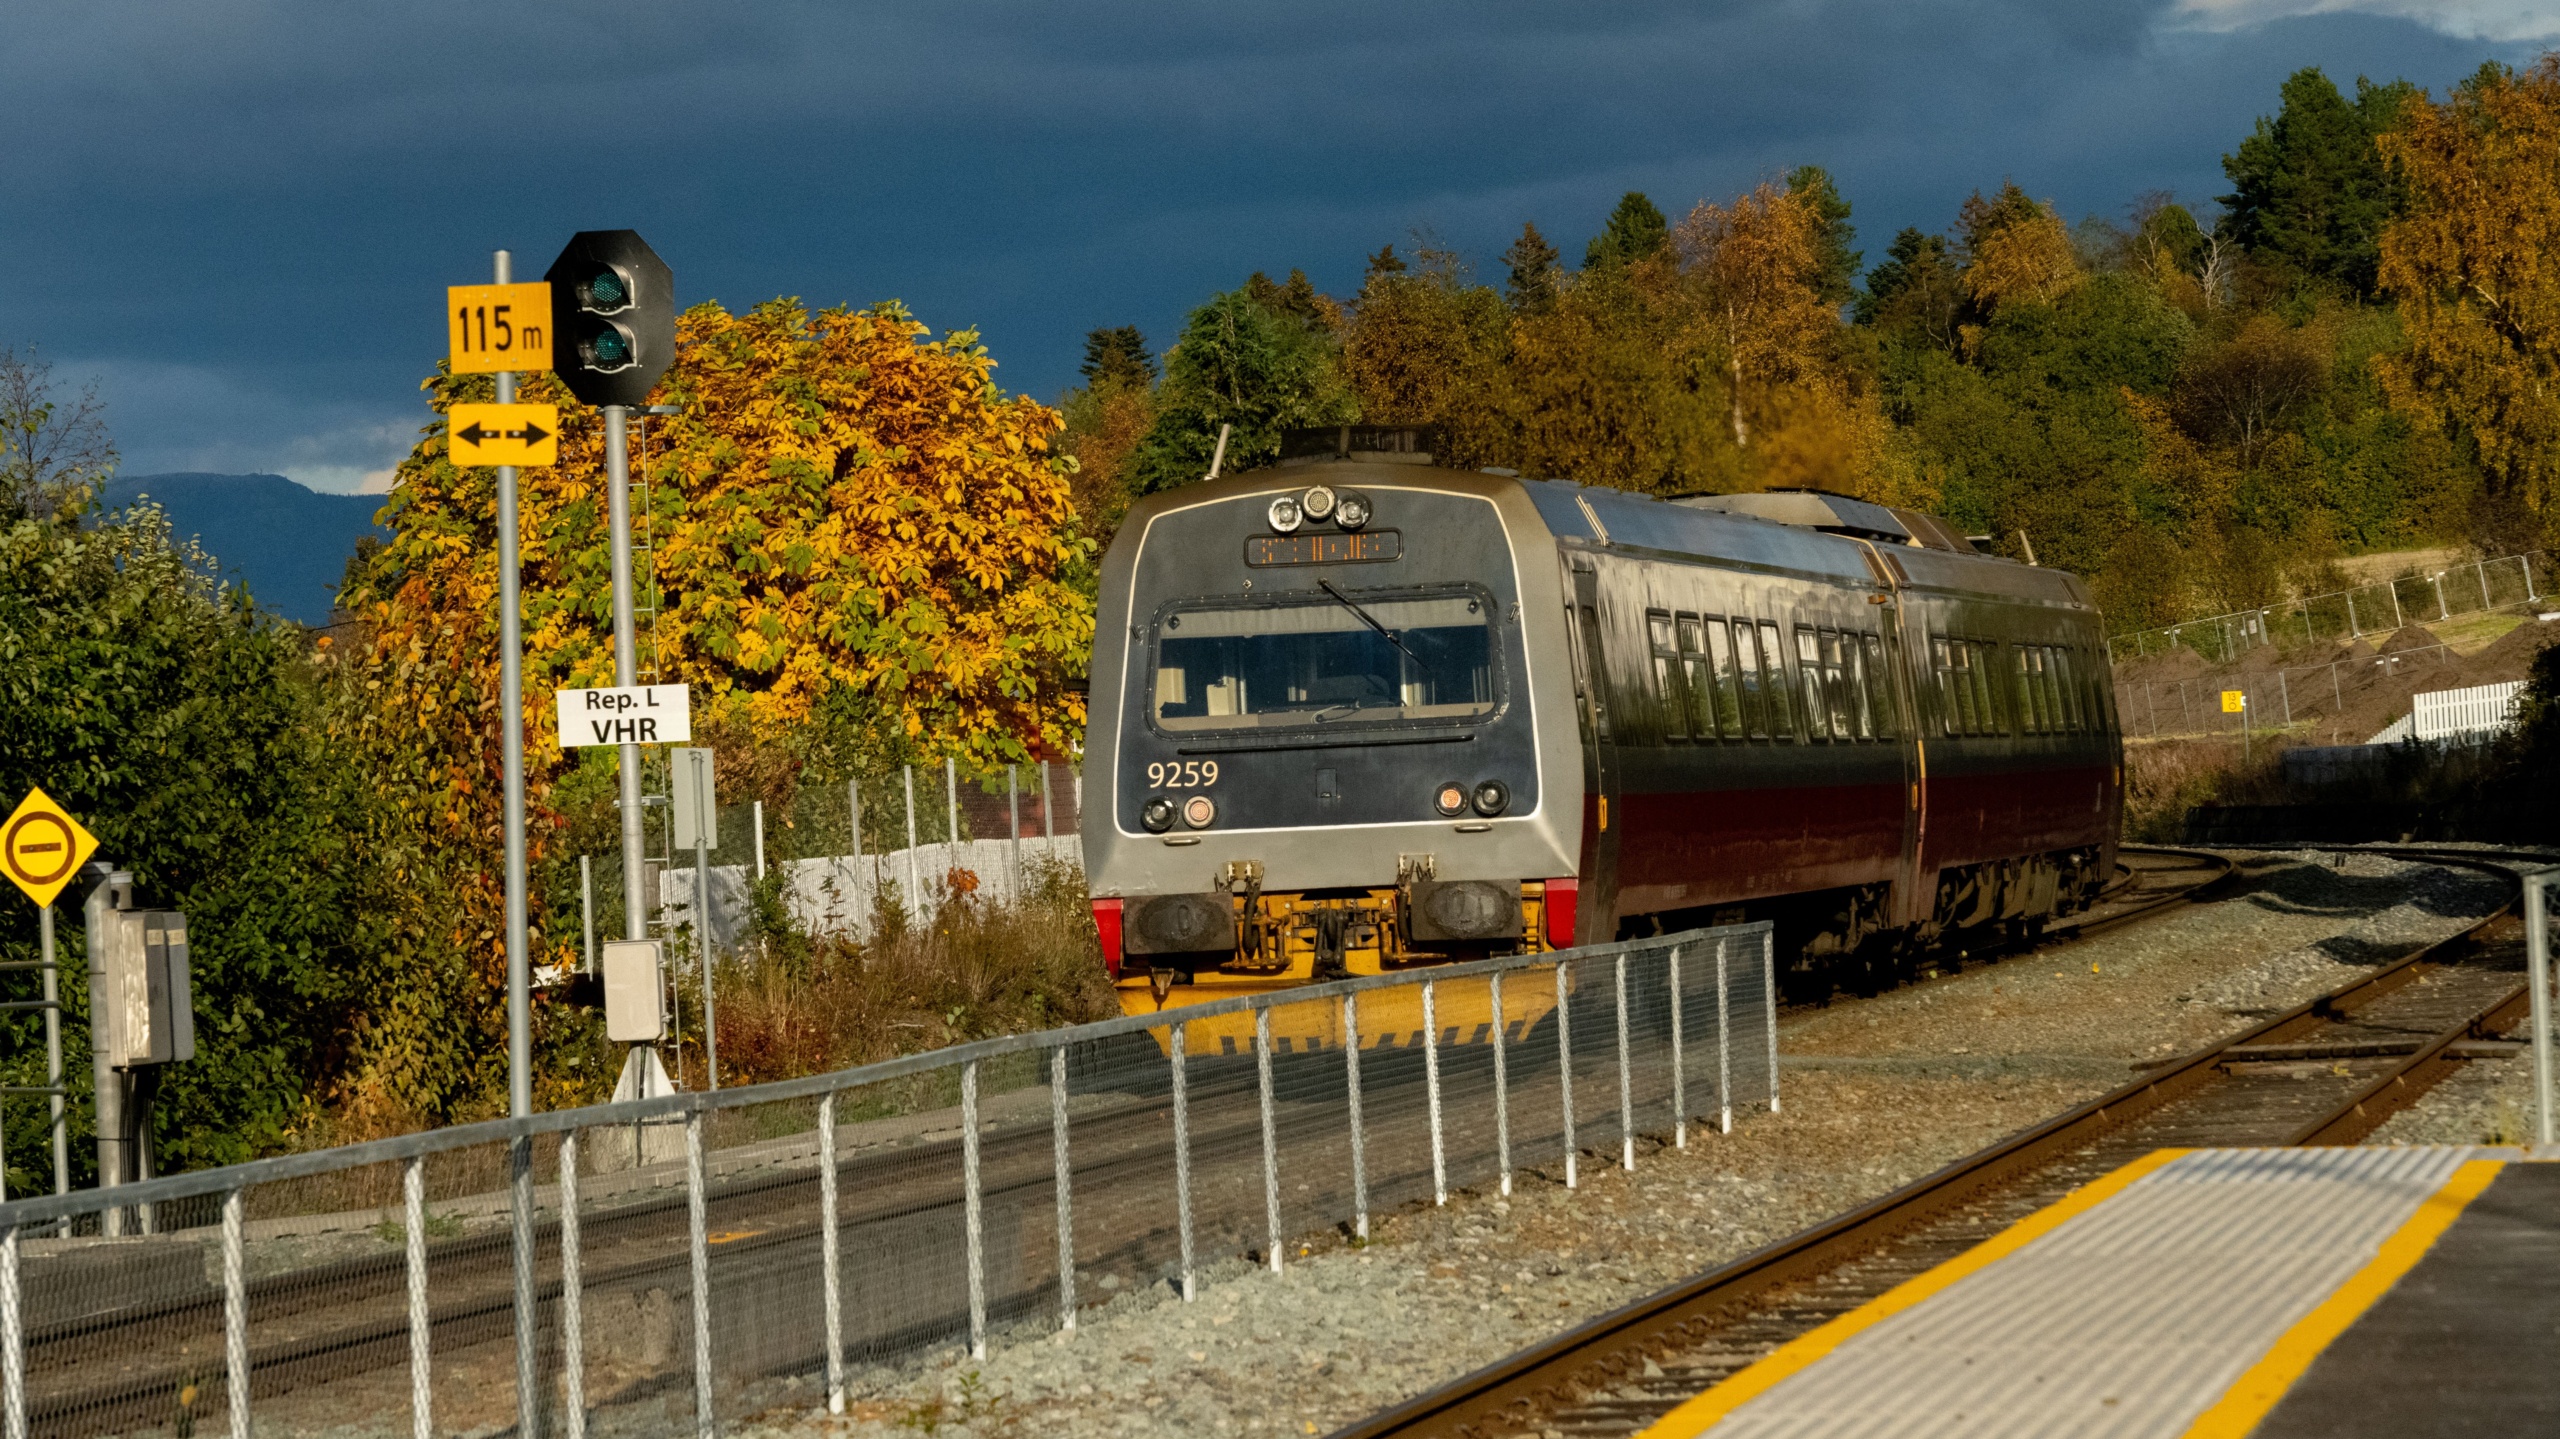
<box><xmin>671</xmin><ymin>747</ymin><xmax>717</xmax><ymax>852</ymax></box>
<box><xmin>98</xmin><ymin>910</ymin><xmax>194</xmax><ymax>1068</ymax></box>
<box><xmin>602</xmin><ymin>939</ymin><xmax>666</xmax><ymax>1043</ymax></box>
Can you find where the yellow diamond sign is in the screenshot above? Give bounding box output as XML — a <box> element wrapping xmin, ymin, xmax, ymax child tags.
<box><xmin>3</xmin><ymin>788</ymin><xmax>98</xmax><ymax>908</ymax></box>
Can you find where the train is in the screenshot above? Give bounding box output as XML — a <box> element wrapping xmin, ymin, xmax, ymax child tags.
<box><xmin>1080</xmin><ymin>427</ymin><xmax>2122</xmax><ymax>1023</ymax></box>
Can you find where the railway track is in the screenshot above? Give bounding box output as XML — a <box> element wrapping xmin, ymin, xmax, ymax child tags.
<box><xmin>1336</xmin><ymin>844</ymin><xmax>2547</xmax><ymax>1439</ymax></box>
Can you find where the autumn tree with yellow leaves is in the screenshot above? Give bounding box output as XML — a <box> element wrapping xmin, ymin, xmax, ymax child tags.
<box><xmin>2378</xmin><ymin>57</ymin><xmax>2560</xmax><ymax>547</ymax></box>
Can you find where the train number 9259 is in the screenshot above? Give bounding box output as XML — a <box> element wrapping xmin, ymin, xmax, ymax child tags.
<box><xmin>1146</xmin><ymin>760</ymin><xmax>1220</xmax><ymax>788</ymax></box>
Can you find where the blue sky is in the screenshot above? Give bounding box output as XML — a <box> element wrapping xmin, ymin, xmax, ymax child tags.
<box><xmin>5</xmin><ymin>1</ymin><xmax>2551</xmax><ymax>494</ymax></box>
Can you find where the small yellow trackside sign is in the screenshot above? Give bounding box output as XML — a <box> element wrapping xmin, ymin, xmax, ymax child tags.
<box><xmin>3</xmin><ymin>788</ymin><xmax>99</xmax><ymax>908</ymax></box>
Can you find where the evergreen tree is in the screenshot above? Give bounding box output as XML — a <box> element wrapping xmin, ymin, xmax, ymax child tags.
<box><xmin>1786</xmin><ymin>166</ymin><xmax>1863</xmax><ymax>308</ymax></box>
<box><xmin>1128</xmin><ymin>283</ymin><xmax>1357</xmax><ymax>494</ymax></box>
<box><xmin>1585</xmin><ymin>191</ymin><xmax>1670</xmax><ymax>269</ymax></box>
<box><xmin>1078</xmin><ymin>326</ymin><xmax>1155</xmax><ymax>390</ymax></box>
<box><xmin>1502</xmin><ymin>222</ymin><xmax>1562</xmax><ymax>311</ymax></box>
<box><xmin>1366</xmin><ymin>245</ymin><xmax>1407</xmax><ymax>278</ymax></box>
<box><xmin>2220</xmin><ymin>68</ymin><xmax>2416</xmax><ymax>295</ymax></box>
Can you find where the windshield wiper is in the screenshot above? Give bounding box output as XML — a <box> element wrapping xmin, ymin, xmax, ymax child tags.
<box><xmin>1313</xmin><ymin>697</ymin><xmax>1394</xmax><ymax>722</ymax></box>
<box><xmin>1318</xmin><ymin>579</ymin><xmax>1434</xmax><ymax>675</ymax></box>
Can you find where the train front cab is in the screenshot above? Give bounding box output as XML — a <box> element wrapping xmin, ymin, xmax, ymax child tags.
<box><xmin>1081</xmin><ymin>452</ymin><xmax>1587</xmax><ymax>1028</ymax></box>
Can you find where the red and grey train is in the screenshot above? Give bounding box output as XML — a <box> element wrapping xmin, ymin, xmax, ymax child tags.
<box><xmin>1082</xmin><ymin>431</ymin><xmax>2122</xmax><ymax>1019</ymax></box>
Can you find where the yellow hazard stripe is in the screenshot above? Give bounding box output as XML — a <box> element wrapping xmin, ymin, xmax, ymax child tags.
<box><xmin>1638</xmin><ymin>1147</ymin><xmax>2193</xmax><ymax>1439</ymax></box>
<box><xmin>2176</xmin><ymin>1156</ymin><xmax>2503</xmax><ymax>1439</ymax></box>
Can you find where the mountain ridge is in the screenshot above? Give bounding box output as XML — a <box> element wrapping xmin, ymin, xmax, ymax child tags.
<box><xmin>103</xmin><ymin>472</ymin><xmax>388</xmax><ymax>625</ymax></box>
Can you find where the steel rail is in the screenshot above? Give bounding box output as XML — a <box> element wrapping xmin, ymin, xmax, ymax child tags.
<box><xmin>1330</xmin><ymin>844</ymin><xmax>2535</xmax><ymax>1439</ymax></box>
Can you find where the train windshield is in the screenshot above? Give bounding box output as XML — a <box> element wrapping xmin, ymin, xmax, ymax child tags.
<box><xmin>1152</xmin><ymin>590</ymin><xmax>1497</xmax><ymax>732</ymax></box>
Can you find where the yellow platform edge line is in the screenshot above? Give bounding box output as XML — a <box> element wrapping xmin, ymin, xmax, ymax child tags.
<box><xmin>2176</xmin><ymin>1156</ymin><xmax>2504</xmax><ymax>1439</ymax></box>
<box><xmin>1636</xmin><ymin>1146</ymin><xmax>2195</xmax><ymax>1439</ymax></box>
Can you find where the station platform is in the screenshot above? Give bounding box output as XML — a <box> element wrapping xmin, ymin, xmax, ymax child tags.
<box><xmin>1642</xmin><ymin>1145</ymin><xmax>2560</xmax><ymax>1438</ymax></box>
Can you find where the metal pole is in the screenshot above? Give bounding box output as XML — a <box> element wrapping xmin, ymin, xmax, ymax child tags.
<box><xmin>497</xmin><ymin>255</ymin><xmax>539</xmax><ymax>1439</ymax></box>
<box><xmin>945</xmin><ymin>757</ymin><xmax>960</xmax><ymax>865</ymax></box>
<box><xmin>686</xmin><ymin>1112</ymin><xmax>712</xmax><ymax>1439</ymax></box>
<box><xmin>1423</xmin><ymin>979</ymin><xmax>1446</xmax><ymax>1206</ymax></box>
<box><xmin>818</xmin><ymin>1094</ymin><xmax>844</xmax><ymax>1411</ymax></box>
<box><xmin>1669</xmin><ymin>945</ymin><xmax>1686</xmax><ymax>1148</ymax></box>
<box><xmin>607</xmin><ymin>403</ymin><xmax>647</xmax><ymax>944</ymax></box>
<box><xmin>86</xmin><ymin>870</ymin><xmax>123</xmax><ymax>1232</ymax></box>
<box><xmin>560</xmin><ymin>1132</ymin><xmax>586</xmax><ymax>1439</ymax></box>
<box><xmin>2389</xmin><ymin>580</ymin><xmax>2403</xmax><ymax>630</ymax></box>
<box><xmin>1256</xmin><ymin>1006</ymin><xmax>1283</xmax><ymax>1268</ymax></box>
<box><xmin>2280</xmin><ymin>670</ymin><xmax>2292</xmax><ymax>728</ymax></box>
<box><xmin>405</xmin><ymin>1157</ymin><xmax>432</xmax><ymax>1439</ymax></box>
<box><xmin>848</xmin><ymin>777</ymin><xmax>866</xmax><ymax>938</ymax></box>
<box><xmin>1490</xmin><ymin>969</ymin><xmax>1511</xmax><ymax>1196</ymax></box>
<box><xmin>1008</xmin><ymin>764</ymin><xmax>1023</xmax><ymax>903</ymax></box>
<box><xmin>1556</xmin><ymin>960</ymin><xmax>1577</xmax><ymax>1189</ymax></box>
<box><xmin>2346</xmin><ymin>591</ymin><xmax>2359</xmax><ymax>637</ymax></box>
<box><xmin>962</xmin><ymin>1058</ymin><xmax>986</xmax><ymax>1358</ymax></box>
<box><xmin>2525</xmin><ymin>553</ymin><xmax>2539</xmax><ymax>603</ymax></box>
<box><xmin>223</xmin><ymin>1189</ymin><xmax>247</xmax><ymax>1439</ymax></box>
<box><xmin>1041</xmin><ymin>761</ymin><xmax>1055</xmax><ymax>844</ymax></box>
<box><xmin>2480</xmin><ymin>560</ymin><xmax>2493</xmax><ymax>611</ymax></box>
<box><xmin>1764</xmin><ymin>931</ymin><xmax>1781</xmax><ymax>1114</ymax></box>
<box><xmin>1716</xmin><ymin>938</ymin><xmax>1732</xmax><ymax>1134</ymax></box>
<box><xmin>580</xmin><ymin>858</ymin><xmax>595</xmax><ymax>973</ymax></box>
<box><xmin>509</xmin><ymin>1132</ymin><xmax>536</xmax><ymax>1439</ymax></box>
<box><xmin>1614</xmin><ymin>953</ymin><xmax>1634</xmax><ymax>1171</ymax></box>
<box><xmin>695</xmin><ymin>751</ymin><xmax>717</xmax><ymax>1092</ymax></box>
<box><xmin>2332</xmin><ymin>662</ymin><xmax>2344</xmax><ymax>715</ymax></box>
<box><xmin>751</xmin><ymin>800</ymin><xmax>765</xmax><ymax>880</ymax></box>
<box><xmin>1051</xmin><ymin>1046</ymin><xmax>1076</xmax><ymax>1330</ymax></box>
<box><xmin>38</xmin><ymin>908</ymin><xmax>62</xmax><ymax>1206</ymax></box>
<box><xmin>1171</xmin><ymin>1022</ymin><xmax>1194</xmax><ymax>1300</ymax></box>
<box><xmin>2432</xmin><ymin>574</ymin><xmax>2448</xmax><ymax>621</ymax></box>
<box><xmin>1343</xmin><ymin>994</ymin><xmax>1367</xmax><ymax>1239</ymax></box>
<box><xmin>2529</xmin><ymin>874</ymin><xmax>2555</xmax><ymax>1149</ymax></box>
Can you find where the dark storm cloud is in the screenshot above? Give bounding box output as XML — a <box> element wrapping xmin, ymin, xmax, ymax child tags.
<box><xmin>0</xmin><ymin>2</ymin><xmax>2539</xmax><ymax>489</ymax></box>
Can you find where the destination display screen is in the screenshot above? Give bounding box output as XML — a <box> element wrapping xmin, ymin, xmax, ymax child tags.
<box><xmin>1244</xmin><ymin>530</ymin><xmax>1402</xmax><ymax>566</ymax></box>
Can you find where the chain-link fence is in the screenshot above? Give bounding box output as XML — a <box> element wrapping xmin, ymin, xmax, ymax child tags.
<box><xmin>2106</xmin><ymin>551</ymin><xmax>2551</xmax><ymax>665</ymax></box>
<box><xmin>0</xmin><ymin>923</ymin><xmax>1774</xmax><ymax>1439</ymax></box>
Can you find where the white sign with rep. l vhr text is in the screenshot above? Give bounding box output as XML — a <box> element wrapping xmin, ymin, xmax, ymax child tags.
<box><xmin>555</xmin><ymin>684</ymin><xmax>692</xmax><ymax>747</ymax></box>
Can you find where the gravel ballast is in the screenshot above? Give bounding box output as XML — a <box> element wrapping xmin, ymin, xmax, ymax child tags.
<box><xmin>736</xmin><ymin>853</ymin><xmax>2506</xmax><ymax>1439</ymax></box>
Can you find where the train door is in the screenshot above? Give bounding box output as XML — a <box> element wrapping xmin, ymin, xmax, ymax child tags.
<box><xmin>1857</xmin><ymin>542</ymin><xmax>1930</xmax><ymax>927</ymax></box>
<box><xmin>1566</xmin><ymin>557</ymin><xmax>1620</xmax><ymax>942</ymax></box>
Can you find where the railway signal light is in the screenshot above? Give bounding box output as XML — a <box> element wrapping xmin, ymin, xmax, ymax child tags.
<box><xmin>544</xmin><ymin>230</ymin><xmax>675</xmax><ymax>408</ymax></box>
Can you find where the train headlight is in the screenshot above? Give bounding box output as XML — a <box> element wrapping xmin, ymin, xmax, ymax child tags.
<box><xmin>1142</xmin><ymin>795</ymin><xmax>1177</xmax><ymax>833</ymax></box>
<box><xmin>1301</xmin><ymin>484</ymin><xmax>1337</xmax><ymax>521</ymax></box>
<box><xmin>1434</xmin><ymin>781</ymin><xmax>1469</xmax><ymax>817</ymax></box>
<box><xmin>1472</xmin><ymin>779</ymin><xmax>1509</xmax><ymax>816</ymax></box>
<box><xmin>1267</xmin><ymin>496</ymin><xmax>1304</xmax><ymax>533</ymax></box>
<box><xmin>1335</xmin><ymin>490</ymin><xmax>1373</xmax><ymax>530</ymax></box>
<box><xmin>1183</xmin><ymin>795</ymin><xmax>1217</xmax><ymax>829</ymax></box>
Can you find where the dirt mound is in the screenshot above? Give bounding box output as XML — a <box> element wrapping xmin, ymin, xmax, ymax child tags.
<box><xmin>2462</xmin><ymin>616</ymin><xmax>2560</xmax><ymax>683</ymax></box>
<box><xmin>2377</xmin><ymin>624</ymin><xmax>2444</xmax><ymax>654</ymax></box>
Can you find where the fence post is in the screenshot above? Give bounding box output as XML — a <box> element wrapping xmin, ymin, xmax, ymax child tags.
<box><xmin>944</xmin><ymin>757</ymin><xmax>960</xmax><ymax>866</ymax></box>
<box><xmin>2525</xmin><ymin>554</ymin><xmax>2539</xmax><ymax>603</ymax></box>
<box><xmin>560</xmin><ymin>1132</ymin><xmax>586</xmax><ymax>1439</ymax></box>
<box><xmin>4</xmin><ymin>1223</ymin><xmax>21</xmax><ymax>1439</ymax></box>
<box><xmin>1669</xmin><ymin>945</ymin><xmax>1686</xmax><ymax>1149</ymax></box>
<box><xmin>819</xmin><ymin>1093</ymin><xmax>845</xmax><ymax>1410</ymax></box>
<box><xmin>1556</xmin><ymin>960</ymin><xmax>1577</xmax><ymax>1190</ymax></box>
<box><xmin>2481</xmin><ymin>559</ymin><xmax>2493</xmax><ymax>611</ymax></box>
<box><xmin>405</xmin><ymin>1157</ymin><xmax>431</xmax><ymax>1439</ymax></box>
<box><xmin>847</xmin><ymin>778</ymin><xmax>864</xmax><ymax>935</ymax></box>
<box><xmin>224</xmin><ymin>1188</ymin><xmax>248</xmax><ymax>1439</ymax></box>
<box><xmin>686</xmin><ymin>1112</ymin><xmax>712</xmax><ymax>1439</ymax></box>
<box><xmin>1422</xmin><ymin>980</ymin><xmax>1447</xmax><ymax>1205</ymax></box>
<box><xmin>511</xmin><ymin>1130</ymin><xmax>537</xmax><ymax>1439</ymax></box>
<box><xmin>2433</xmin><ymin>573</ymin><xmax>2449</xmax><ymax>621</ymax></box>
<box><xmin>1716</xmin><ymin>938</ymin><xmax>1732</xmax><ymax>1135</ymax></box>
<box><xmin>581</xmin><ymin>855</ymin><xmax>595</xmax><ymax>972</ymax></box>
<box><xmin>2280</xmin><ymin>669</ymin><xmax>2291</xmax><ymax>728</ymax></box>
<box><xmin>2528</xmin><ymin>874</ymin><xmax>2554</xmax><ymax>1149</ymax></box>
<box><xmin>1008</xmin><ymin>764</ymin><xmax>1023</xmax><ymax>903</ymax></box>
<box><xmin>962</xmin><ymin>1057</ymin><xmax>986</xmax><ymax>1358</ymax></box>
<box><xmin>1171</xmin><ymin>1022</ymin><xmax>1195</xmax><ymax>1299</ymax></box>
<box><xmin>1051</xmin><ymin>1046</ymin><xmax>1077</xmax><ymax>1330</ymax></box>
<box><xmin>902</xmin><ymin>764</ymin><xmax>920</xmax><ymax>907</ymax></box>
<box><xmin>1256</xmin><ymin>1006</ymin><xmax>1283</xmax><ymax>1268</ymax></box>
<box><xmin>1614</xmin><ymin>953</ymin><xmax>1634</xmax><ymax>1172</ymax></box>
<box><xmin>1041</xmin><ymin>760</ymin><xmax>1055</xmax><ymax>843</ymax></box>
<box><xmin>2347</xmin><ymin>591</ymin><xmax>2360</xmax><ymax>636</ymax></box>
<box><xmin>752</xmin><ymin>800</ymin><xmax>766</xmax><ymax>880</ymax></box>
<box><xmin>1764</xmin><ymin>931</ymin><xmax>1782</xmax><ymax>1114</ymax></box>
<box><xmin>2389</xmin><ymin>580</ymin><xmax>2403</xmax><ymax>630</ymax></box>
<box><xmin>1491</xmin><ymin>969</ymin><xmax>1512</xmax><ymax>1195</ymax></box>
<box><xmin>1344</xmin><ymin>993</ymin><xmax>1368</xmax><ymax>1239</ymax></box>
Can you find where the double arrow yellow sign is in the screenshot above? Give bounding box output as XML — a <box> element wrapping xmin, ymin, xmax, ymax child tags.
<box><xmin>449</xmin><ymin>403</ymin><xmax>559</xmax><ymax>467</ymax></box>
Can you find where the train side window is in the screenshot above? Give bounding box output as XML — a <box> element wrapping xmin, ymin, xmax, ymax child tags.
<box><xmin>1732</xmin><ymin>620</ymin><xmax>1767</xmax><ymax>738</ymax></box>
<box><xmin>2059</xmin><ymin>648</ymin><xmax>2085</xmax><ymax>732</ymax></box>
<box><xmin>1858</xmin><ymin>632</ymin><xmax>1896</xmax><ymax>738</ymax></box>
<box><xmin>1972</xmin><ymin>642</ymin><xmax>2002</xmax><ymax>734</ymax></box>
<box><xmin>1677</xmin><ymin>615</ymin><xmax>1717</xmax><ymax>741</ymax></box>
<box><xmin>1930</xmin><ymin>637</ymin><xmax>1957</xmax><ymax>735</ymax></box>
<box><xmin>1707</xmin><ymin>618</ymin><xmax>1746</xmax><ymax>738</ymax></box>
<box><xmin>1943</xmin><ymin>640</ymin><xmax>1976</xmax><ymax>735</ymax></box>
<box><xmin>1648</xmin><ymin>610</ymin><xmax>1688</xmax><ymax>740</ymax></box>
<box><xmin>1759</xmin><ymin>620</ymin><xmax>1795</xmax><ymax>741</ymax></box>
<box><xmin>1795</xmin><ymin>626</ymin><xmax>1830</xmax><ymax>740</ymax></box>
<box><xmin>2015</xmin><ymin>648</ymin><xmax>2041</xmax><ymax>734</ymax></box>
<box><xmin>1824</xmin><ymin>629</ymin><xmax>1861</xmax><ymax>740</ymax></box>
